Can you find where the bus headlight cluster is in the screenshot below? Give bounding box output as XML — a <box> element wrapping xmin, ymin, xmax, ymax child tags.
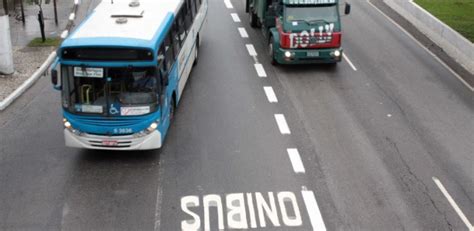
<box><xmin>147</xmin><ymin>122</ymin><xmax>158</xmax><ymax>132</ymax></box>
<box><xmin>135</xmin><ymin>122</ymin><xmax>159</xmax><ymax>138</ymax></box>
<box><xmin>63</xmin><ymin>118</ymin><xmax>82</xmax><ymax>135</ymax></box>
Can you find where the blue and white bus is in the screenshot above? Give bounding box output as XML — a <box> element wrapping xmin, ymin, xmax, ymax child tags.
<box><xmin>50</xmin><ymin>0</ymin><xmax>208</xmax><ymax>150</ymax></box>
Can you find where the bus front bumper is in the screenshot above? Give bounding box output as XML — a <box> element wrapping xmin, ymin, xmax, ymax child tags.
<box><xmin>275</xmin><ymin>47</ymin><xmax>343</xmax><ymax>64</ymax></box>
<box><xmin>64</xmin><ymin>129</ymin><xmax>162</xmax><ymax>150</ymax></box>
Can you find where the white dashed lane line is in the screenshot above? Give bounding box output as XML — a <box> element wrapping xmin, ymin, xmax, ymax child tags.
<box><xmin>343</xmin><ymin>53</ymin><xmax>357</xmax><ymax>71</ymax></box>
<box><xmin>69</xmin><ymin>13</ymin><xmax>75</xmax><ymax>21</ymax></box>
<box><xmin>263</xmin><ymin>86</ymin><xmax>278</xmax><ymax>103</ymax></box>
<box><xmin>246</xmin><ymin>44</ymin><xmax>257</xmax><ymax>56</ymax></box>
<box><xmin>433</xmin><ymin>177</ymin><xmax>474</xmax><ymax>230</ymax></box>
<box><xmin>238</xmin><ymin>27</ymin><xmax>249</xmax><ymax>38</ymax></box>
<box><xmin>230</xmin><ymin>13</ymin><xmax>240</xmax><ymax>22</ymax></box>
<box><xmin>274</xmin><ymin>114</ymin><xmax>291</xmax><ymax>134</ymax></box>
<box><xmin>224</xmin><ymin>0</ymin><xmax>233</xmax><ymax>8</ymax></box>
<box><xmin>287</xmin><ymin>149</ymin><xmax>305</xmax><ymax>173</ymax></box>
<box><xmin>301</xmin><ymin>186</ymin><xmax>327</xmax><ymax>231</ymax></box>
<box><xmin>254</xmin><ymin>64</ymin><xmax>267</xmax><ymax>77</ymax></box>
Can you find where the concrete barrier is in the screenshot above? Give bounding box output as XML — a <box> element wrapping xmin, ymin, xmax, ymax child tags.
<box><xmin>0</xmin><ymin>9</ymin><xmax>14</xmax><ymax>75</ymax></box>
<box><xmin>384</xmin><ymin>0</ymin><xmax>474</xmax><ymax>74</ymax></box>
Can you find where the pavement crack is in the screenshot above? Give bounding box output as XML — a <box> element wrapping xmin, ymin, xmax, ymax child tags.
<box><xmin>385</xmin><ymin>136</ymin><xmax>454</xmax><ymax>229</ymax></box>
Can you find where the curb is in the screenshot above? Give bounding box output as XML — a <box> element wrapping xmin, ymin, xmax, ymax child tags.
<box><xmin>0</xmin><ymin>51</ymin><xmax>56</xmax><ymax>111</ymax></box>
<box><xmin>0</xmin><ymin>0</ymin><xmax>80</xmax><ymax>111</ymax></box>
<box><xmin>384</xmin><ymin>0</ymin><xmax>473</xmax><ymax>75</ymax></box>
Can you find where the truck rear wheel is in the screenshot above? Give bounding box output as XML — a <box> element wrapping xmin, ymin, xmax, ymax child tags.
<box><xmin>249</xmin><ymin>10</ymin><xmax>258</xmax><ymax>28</ymax></box>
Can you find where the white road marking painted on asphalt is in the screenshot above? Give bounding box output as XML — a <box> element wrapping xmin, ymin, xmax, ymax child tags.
<box><xmin>343</xmin><ymin>53</ymin><xmax>357</xmax><ymax>71</ymax></box>
<box><xmin>154</xmin><ymin>158</ymin><xmax>166</xmax><ymax>231</ymax></box>
<box><xmin>69</xmin><ymin>13</ymin><xmax>75</xmax><ymax>21</ymax></box>
<box><xmin>433</xmin><ymin>177</ymin><xmax>474</xmax><ymax>230</ymax></box>
<box><xmin>278</xmin><ymin>192</ymin><xmax>303</xmax><ymax>227</ymax></box>
<box><xmin>180</xmin><ymin>191</ymin><xmax>304</xmax><ymax>229</ymax></box>
<box><xmin>224</xmin><ymin>0</ymin><xmax>233</xmax><ymax>8</ymax></box>
<box><xmin>263</xmin><ymin>86</ymin><xmax>278</xmax><ymax>103</ymax></box>
<box><xmin>74</xmin><ymin>0</ymin><xmax>79</xmax><ymax>5</ymax></box>
<box><xmin>301</xmin><ymin>186</ymin><xmax>327</xmax><ymax>231</ymax></box>
<box><xmin>366</xmin><ymin>0</ymin><xmax>474</xmax><ymax>92</ymax></box>
<box><xmin>181</xmin><ymin>196</ymin><xmax>201</xmax><ymax>231</ymax></box>
<box><xmin>287</xmin><ymin>149</ymin><xmax>305</xmax><ymax>173</ymax></box>
<box><xmin>227</xmin><ymin>193</ymin><xmax>248</xmax><ymax>229</ymax></box>
<box><xmin>246</xmin><ymin>193</ymin><xmax>258</xmax><ymax>228</ymax></box>
<box><xmin>203</xmin><ymin>195</ymin><xmax>225</xmax><ymax>230</ymax></box>
<box><xmin>254</xmin><ymin>64</ymin><xmax>267</xmax><ymax>77</ymax></box>
<box><xmin>238</xmin><ymin>27</ymin><xmax>249</xmax><ymax>38</ymax></box>
<box><xmin>231</xmin><ymin>13</ymin><xmax>241</xmax><ymax>22</ymax></box>
<box><xmin>274</xmin><ymin>114</ymin><xmax>291</xmax><ymax>134</ymax></box>
<box><xmin>60</xmin><ymin>30</ymin><xmax>69</xmax><ymax>39</ymax></box>
<box><xmin>255</xmin><ymin>192</ymin><xmax>280</xmax><ymax>227</ymax></box>
<box><xmin>246</xmin><ymin>44</ymin><xmax>258</xmax><ymax>56</ymax></box>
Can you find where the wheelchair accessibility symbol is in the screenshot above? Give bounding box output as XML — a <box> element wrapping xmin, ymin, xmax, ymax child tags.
<box><xmin>110</xmin><ymin>104</ymin><xmax>119</xmax><ymax>115</ymax></box>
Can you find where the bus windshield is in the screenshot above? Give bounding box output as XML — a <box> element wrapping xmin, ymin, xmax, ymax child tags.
<box><xmin>62</xmin><ymin>66</ymin><xmax>160</xmax><ymax>116</ymax></box>
<box><xmin>285</xmin><ymin>5</ymin><xmax>338</xmax><ymax>24</ymax></box>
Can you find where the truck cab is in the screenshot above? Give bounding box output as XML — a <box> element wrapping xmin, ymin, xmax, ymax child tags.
<box><xmin>247</xmin><ymin>0</ymin><xmax>350</xmax><ymax>64</ymax></box>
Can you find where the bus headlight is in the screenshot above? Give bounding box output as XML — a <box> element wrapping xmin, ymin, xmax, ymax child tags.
<box><xmin>334</xmin><ymin>50</ymin><xmax>341</xmax><ymax>57</ymax></box>
<box><xmin>284</xmin><ymin>51</ymin><xmax>292</xmax><ymax>58</ymax></box>
<box><xmin>64</xmin><ymin>121</ymin><xmax>72</xmax><ymax>129</ymax></box>
<box><xmin>146</xmin><ymin>122</ymin><xmax>158</xmax><ymax>132</ymax></box>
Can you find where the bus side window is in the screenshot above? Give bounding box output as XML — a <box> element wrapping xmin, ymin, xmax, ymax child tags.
<box><xmin>189</xmin><ymin>0</ymin><xmax>197</xmax><ymax>17</ymax></box>
<box><xmin>196</xmin><ymin>0</ymin><xmax>201</xmax><ymax>10</ymax></box>
<box><xmin>183</xmin><ymin>0</ymin><xmax>192</xmax><ymax>32</ymax></box>
<box><xmin>164</xmin><ymin>33</ymin><xmax>175</xmax><ymax>71</ymax></box>
<box><xmin>177</xmin><ymin>8</ymin><xmax>187</xmax><ymax>41</ymax></box>
<box><xmin>171</xmin><ymin>22</ymin><xmax>181</xmax><ymax>57</ymax></box>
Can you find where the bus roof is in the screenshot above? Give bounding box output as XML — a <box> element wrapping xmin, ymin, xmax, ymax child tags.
<box><xmin>61</xmin><ymin>0</ymin><xmax>181</xmax><ymax>51</ymax></box>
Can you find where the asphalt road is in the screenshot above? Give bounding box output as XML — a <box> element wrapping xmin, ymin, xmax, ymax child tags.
<box><xmin>0</xmin><ymin>0</ymin><xmax>473</xmax><ymax>230</ymax></box>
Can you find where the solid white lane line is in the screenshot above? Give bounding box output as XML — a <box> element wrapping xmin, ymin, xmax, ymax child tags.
<box><xmin>231</xmin><ymin>13</ymin><xmax>241</xmax><ymax>22</ymax></box>
<box><xmin>433</xmin><ymin>177</ymin><xmax>474</xmax><ymax>230</ymax></box>
<box><xmin>263</xmin><ymin>86</ymin><xmax>278</xmax><ymax>103</ymax></box>
<box><xmin>224</xmin><ymin>0</ymin><xmax>233</xmax><ymax>8</ymax></box>
<box><xmin>301</xmin><ymin>186</ymin><xmax>327</xmax><ymax>231</ymax></box>
<box><xmin>254</xmin><ymin>64</ymin><xmax>267</xmax><ymax>77</ymax></box>
<box><xmin>274</xmin><ymin>114</ymin><xmax>291</xmax><ymax>134</ymax></box>
<box><xmin>366</xmin><ymin>0</ymin><xmax>473</xmax><ymax>92</ymax></box>
<box><xmin>287</xmin><ymin>149</ymin><xmax>305</xmax><ymax>173</ymax></box>
<box><xmin>238</xmin><ymin>27</ymin><xmax>248</xmax><ymax>38</ymax></box>
<box><xmin>69</xmin><ymin>13</ymin><xmax>75</xmax><ymax>21</ymax></box>
<box><xmin>246</xmin><ymin>44</ymin><xmax>258</xmax><ymax>56</ymax></box>
<box><xmin>343</xmin><ymin>53</ymin><xmax>357</xmax><ymax>71</ymax></box>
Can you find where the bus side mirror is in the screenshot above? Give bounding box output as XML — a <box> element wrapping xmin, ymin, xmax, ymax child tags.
<box><xmin>50</xmin><ymin>58</ymin><xmax>62</xmax><ymax>90</ymax></box>
<box><xmin>344</xmin><ymin>3</ymin><xmax>351</xmax><ymax>15</ymax></box>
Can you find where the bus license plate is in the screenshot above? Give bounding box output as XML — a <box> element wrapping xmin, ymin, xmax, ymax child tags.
<box><xmin>307</xmin><ymin>51</ymin><xmax>319</xmax><ymax>57</ymax></box>
<box><xmin>102</xmin><ymin>140</ymin><xmax>118</xmax><ymax>146</ymax></box>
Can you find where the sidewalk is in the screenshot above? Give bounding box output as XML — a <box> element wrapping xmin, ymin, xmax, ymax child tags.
<box><xmin>0</xmin><ymin>0</ymin><xmax>73</xmax><ymax>102</ymax></box>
